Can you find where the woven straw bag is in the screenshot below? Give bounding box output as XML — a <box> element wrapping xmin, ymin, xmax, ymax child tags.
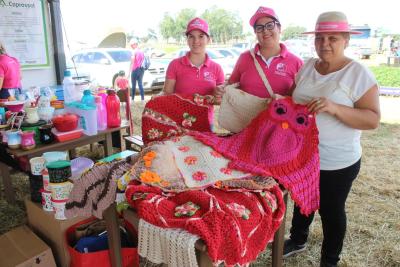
<box><xmin>218</xmin><ymin>49</ymin><xmax>276</xmax><ymax>133</ymax></box>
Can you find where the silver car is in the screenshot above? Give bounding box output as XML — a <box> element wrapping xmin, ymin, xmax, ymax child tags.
<box><xmin>71</xmin><ymin>48</ymin><xmax>166</xmax><ymax>90</ymax></box>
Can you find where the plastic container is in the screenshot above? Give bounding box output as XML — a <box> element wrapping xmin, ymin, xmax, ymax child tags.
<box><xmin>63</xmin><ymin>70</ymin><xmax>77</xmax><ymax>104</ymax></box>
<box><xmin>40</xmin><ymin>189</ymin><xmax>53</xmax><ymax>211</ymax></box>
<box><xmin>95</xmin><ymin>96</ymin><xmax>107</xmax><ymax>131</ymax></box>
<box><xmin>52</xmin><ymin>128</ymin><xmax>83</xmax><ymax>142</ymax></box>
<box><xmin>71</xmin><ymin>157</ymin><xmax>94</xmax><ymax>180</ymax></box>
<box><xmin>46</xmin><ymin>160</ymin><xmax>71</xmax><ymax>183</ymax></box>
<box><xmin>106</xmin><ymin>90</ymin><xmax>121</xmax><ymax>128</ymax></box>
<box><xmin>29</xmin><ymin>157</ymin><xmax>46</xmax><ymax>175</ymax></box>
<box><xmin>49</xmin><ymin>181</ymin><xmax>73</xmax><ymax>200</ymax></box>
<box><xmin>81</xmin><ymin>89</ymin><xmax>95</xmax><ymax>107</ymax></box>
<box><xmin>52</xmin><ymin>199</ymin><xmax>67</xmax><ymax>220</ymax></box>
<box><xmin>21</xmin><ymin>120</ymin><xmax>47</xmax><ymax>144</ymax></box>
<box><xmin>42</xmin><ymin>168</ymin><xmax>50</xmax><ymax>191</ymax></box>
<box><xmin>65</xmin><ymin>102</ymin><xmax>98</xmax><ymax>136</ymax></box>
<box><xmin>29</xmin><ymin>174</ymin><xmax>43</xmax><ymax>203</ymax></box>
<box><xmin>43</xmin><ymin>151</ymin><xmax>68</xmax><ymax>163</ymax></box>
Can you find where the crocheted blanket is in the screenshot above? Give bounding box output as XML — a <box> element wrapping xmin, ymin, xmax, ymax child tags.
<box><xmin>141</xmin><ymin>94</ymin><xmax>214</xmax><ymax>145</ymax></box>
<box><xmin>191</xmin><ymin>97</ymin><xmax>320</xmax><ymax>215</ymax></box>
<box><xmin>126</xmin><ymin>182</ymin><xmax>285</xmax><ymax>266</ymax></box>
<box><xmin>65</xmin><ymin>160</ymin><xmax>131</xmax><ymax>219</ymax></box>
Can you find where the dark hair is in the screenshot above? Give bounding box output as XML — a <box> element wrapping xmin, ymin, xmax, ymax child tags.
<box><xmin>118</xmin><ymin>70</ymin><xmax>125</xmax><ymax>76</ymax></box>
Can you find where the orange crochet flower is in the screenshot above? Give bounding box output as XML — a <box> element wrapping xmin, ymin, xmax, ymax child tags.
<box><xmin>140</xmin><ymin>170</ymin><xmax>161</xmax><ymax>183</ymax></box>
<box><xmin>184</xmin><ymin>156</ymin><xmax>198</xmax><ymax>165</ymax></box>
<box><xmin>143</xmin><ymin>151</ymin><xmax>157</xmax><ymax>168</ymax></box>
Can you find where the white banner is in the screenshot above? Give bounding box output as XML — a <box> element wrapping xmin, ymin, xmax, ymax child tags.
<box><xmin>0</xmin><ymin>0</ymin><xmax>49</xmax><ymax>68</ymax></box>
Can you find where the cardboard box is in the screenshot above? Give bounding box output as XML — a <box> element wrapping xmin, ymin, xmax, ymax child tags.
<box><xmin>0</xmin><ymin>225</ymin><xmax>56</xmax><ymax>267</ymax></box>
<box><xmin>25</xmin><ymin>197</ymin><xmax>89</xmax><ymax>267</ymax></box>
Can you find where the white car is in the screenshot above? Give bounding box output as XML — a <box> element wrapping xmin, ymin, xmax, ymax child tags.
<box><xmin>71</xmin><ymin>48</ymin><xmax>166</xmax><ymax>90</ymax></box>
<box><xmin>174</xmin><ymin>49</ymin><xmax>235</xmax><ymax>79</ymax></box>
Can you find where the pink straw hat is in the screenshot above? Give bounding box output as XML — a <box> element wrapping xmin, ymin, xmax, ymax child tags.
<box><xmin>249</xmin><ymin>6</ymin><xmax>280</xmax><ymax>27</ymax></box>
<box><xmin>186</xmin><ymin>17</ymin><xmax>209</xmax><ymax>36</ymax></box>
<box><xmin>303</xmin><ymin>11</ymin><xmax>362</xmax><ymax>34</ymax></box>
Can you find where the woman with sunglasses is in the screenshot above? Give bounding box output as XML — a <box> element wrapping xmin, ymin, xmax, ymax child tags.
<box><xmin>214</xmin><ymin>6</ymin><xmax>303</xmax><ymax>101</ymax></box>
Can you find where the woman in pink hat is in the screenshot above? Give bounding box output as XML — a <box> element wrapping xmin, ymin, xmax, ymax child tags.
<box><xmin>284</xmin><ymin>11</ymin><xmax>380</xmax><ymax>267</ymax></box>
<box><xmin>162</xmin><ymin>17</ymin><xmax>224</xmax><ymax>125</ymax></box>
<box><xmin>214</xmin><ymin>6</ymin><xmax>303</xmax><ymax>101</ymax></box>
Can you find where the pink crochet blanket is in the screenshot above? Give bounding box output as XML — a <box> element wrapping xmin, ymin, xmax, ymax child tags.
<box><xmin>191</xmin><ymin>97</ymin><xmax>320</xmax><ymax>215</ymax></box>
<box><xmin>126</xmin><ymin>182</ymin><xmax>285</xmax><ymax>266</ymax></box>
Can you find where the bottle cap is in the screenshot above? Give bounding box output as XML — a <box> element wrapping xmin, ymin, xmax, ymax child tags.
<box><xmin>64</xmin><ymin>70</ymin><xmax>71</xmax><ymax>77</ymax></box>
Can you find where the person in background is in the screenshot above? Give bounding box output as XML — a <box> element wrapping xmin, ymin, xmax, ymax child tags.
<box><xmin>0</xmin><ymin>42</ymin><xmax>22</xmax><ymax>100</ymax></box>
<box><xmin>114</xmin><ymin>70</ymin><xmax>130</xmax><ymax>91</ymax></box>
<box><xmin>284</xmin><ymin>11</ymin><xmax>380</xmax><ymax>267</ymax></box>
<box><xmin>129</xmin><ymin>40</ymin><xmax>145</xmax><ymax>101</ymax></box>
<box><xmin>163</xmin><ymin>17</ymin><xmax>224</xmax><ymax>124</ymax></box>
<box><xmin>214</xmin><ymin>6</ymin><xmax>303</xmax><ymax>101</ymax></box>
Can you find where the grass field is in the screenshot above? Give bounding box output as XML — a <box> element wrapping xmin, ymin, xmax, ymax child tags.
<box><xmin>0</xmin><ymin>96</ymin><xmax>399</xmax><ymax>267</ymax></box>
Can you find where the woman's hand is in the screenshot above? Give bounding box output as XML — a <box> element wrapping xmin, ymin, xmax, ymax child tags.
<box><xmin>307</xmin><ymin>97</ymin><xmax>337</xmax><ymax>115</ymax></box>
<box><xmin>213</xmin><ymin>83</ymin><xmax>227</xmax><ymax>105</ymax></box>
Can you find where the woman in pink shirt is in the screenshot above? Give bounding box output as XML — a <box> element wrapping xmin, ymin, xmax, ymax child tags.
<box><xmin>163</xmin><ymin>17</ymin><xmax>225</xmax><ymax>98</ymax></box>
<box><xmin>0</xmin><ymin>42</ymin><xmax>22</xmax><ymax>100</ymax></box>
<box><xmin>163</xmin><ymin>18</ymin><xmax>225</xmax><ymax>125</ymax></box>
<box><xmin>214</xmin><ymin>6</ymin><xmax>303</xmax><ymax>100</ymax></box>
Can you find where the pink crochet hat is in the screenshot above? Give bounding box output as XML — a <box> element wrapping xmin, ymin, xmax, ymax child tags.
<box><xmin>303</xmin><ymin>11</ymin><xmax>362</xmax><ymax>34</ymax></box>
<box><xmin>186</xmin><ymin>17</ymin><xmax>209</xmax><ymax>36</ymax></box>
<box><xmin>249</xmin><ymin>6</ymin><xmax>280</xmax><ymax>27</ymax></box>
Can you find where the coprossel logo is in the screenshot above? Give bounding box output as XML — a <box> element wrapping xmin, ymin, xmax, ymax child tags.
<box><xmin>0</xmin><ymin>1</ymin><xmax>36</xmax><ymax>8</ymax></box>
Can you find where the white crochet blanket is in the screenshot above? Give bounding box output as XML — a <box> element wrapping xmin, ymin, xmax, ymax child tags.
<box><xmin>138</xmin><ymin>219</ymin><xmax>199</xmax><ymax>267</ymax></box>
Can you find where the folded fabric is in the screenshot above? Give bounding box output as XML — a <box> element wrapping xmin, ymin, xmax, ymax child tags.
<box><xmin>191</xmin><ymin>97</ymin><xmax>320</xmax><ymax>215</ymax></box>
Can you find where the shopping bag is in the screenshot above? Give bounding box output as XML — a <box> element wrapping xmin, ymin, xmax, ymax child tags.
<box><xmin>66</xmin><ymin>218</ymin><xmax>139</xmax><ymax>267</ymax></box>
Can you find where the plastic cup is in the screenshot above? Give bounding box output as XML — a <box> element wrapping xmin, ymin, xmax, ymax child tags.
<box><xmin>40</xmin><ymin>189</ymin><xmax>53</xmax><ymax>212</ymax></box>
<box><xmin>29</xmin><ymin>157</ymin><xmax>46</xmax><ymax>175</ymax></box>
<box><xmin>52</xmin><ymin>199</ymin><xmax>67</xmax><ymax>220</ymax></box>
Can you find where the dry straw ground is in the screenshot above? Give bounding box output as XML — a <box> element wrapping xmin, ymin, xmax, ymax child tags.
<box><xmin>0</xmin><ymin>96</ymin><xmax>399</xmax><ymax>267</ymax></box>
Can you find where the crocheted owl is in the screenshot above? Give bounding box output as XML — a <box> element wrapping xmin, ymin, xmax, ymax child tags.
<box><xmin>192</xmin><ymin>97</ymin><xmax>320</xmax><ymax>215</ymax></box>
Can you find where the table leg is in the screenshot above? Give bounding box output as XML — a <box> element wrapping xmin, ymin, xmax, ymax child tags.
<box><xmin>104</xmin><ymin>203</ymin><xmax>122</xmax><ymax>267</ymax></box>
<box><xmin>119</xmin><ymin>129</ymin><xmax>126</xmax><ymax>152</ymax></box>
<box><xmin>271</xmin><ymin>193</ymin><xmax>288</xmax><ymax>267</ymax></box>
<box><xmin>104</xmin><ymin>133</ymin><xmax>113</xmax><ymax>157</ymax></box>
<box><xmin>0</xmin><ymin>161</ymin><xmax>16</xmax><ymax>204</ymax></box>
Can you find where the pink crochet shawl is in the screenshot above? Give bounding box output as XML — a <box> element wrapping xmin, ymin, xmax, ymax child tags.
<box><xmin>191</xmin><ymin>97</ymin><xmax>320</xmax><ymax>215</ymax></box>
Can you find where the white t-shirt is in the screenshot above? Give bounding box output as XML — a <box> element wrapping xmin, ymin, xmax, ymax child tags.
<box><xmin>292</xmin><ymin>58</ymin><xmax>377</xmax><ymax>170</ymax></box>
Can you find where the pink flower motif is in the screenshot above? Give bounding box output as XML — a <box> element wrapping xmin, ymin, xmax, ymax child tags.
<box><xmin>178</xmin><ymin>146</ymin><xmax>190</xmax><ymax>152</ymax></box>
<box><xmin>170</xmin><ymin>136</ymin><xmax>181</xmax><ymax>142</ymax></box>
<box><xmin>210</xmin><ymin>150</ymin><xmax>222</xmax><ymax>158</ymax></box>
<box><xmin>174</xmin><ymin>201</ymin><xmax>200</xmax><ymax>217</ymax></box>
<box><xmin>184</xmin><ymin>156</ymin><xmax>197</xmax><ymax>165</ymax></box>
<box><xmin>193</xmin><ymin>95</ymin><xmax>204</xmax><ymax>105</ymax></box>
<box><xmin>147</xmin><ymin>128</ymin><xmax>163</xmax><ymax>140</ymax></box>
<box><xmin>226</xmin><ymin>202</ymin><xmax>251</xmax><ymax>220</ymax></box>
<box><xmin>192</xmin><ymin>171</ymin><xmax>207</xmax><ymax>181</ymax></box>
<box><xmin>182</xmin><ymin>119</ymin><xmax>193</xmax><ymax>127</ymax></box>
<box><xmin>220</xmin><ymin>167</ymin><xmax>232</xmax><ymax>175</ymax></box>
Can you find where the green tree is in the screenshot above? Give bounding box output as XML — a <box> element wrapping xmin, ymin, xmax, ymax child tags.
<box><xmin>174</xmin><ymin>8</ymin><xmax>197</xmax><ymax>43</ymax></box>
<box><xmin>281</xmin><ymin>25</ymin><xmax>307</xmax><ymax>41</ymax></box>
<box><xmin>159</xmin><ymin>13</ymin><xmax>176</xmax><ymax>43</ymax></box>
<box><xmin>201</xmin><ymin>6</ymin><xmax>243</xmax><ymax>43</ymax></box>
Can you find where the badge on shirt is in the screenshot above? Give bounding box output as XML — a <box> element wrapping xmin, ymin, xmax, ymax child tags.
<box><xmin>203</xmin><ymin>71</ymin><xmax>215</xmax><ymax>81</ymax></box>
<box><xmin>275</xmin><ymin>63</ymin><xmax>288</xmax><ymax>77</ymax></box>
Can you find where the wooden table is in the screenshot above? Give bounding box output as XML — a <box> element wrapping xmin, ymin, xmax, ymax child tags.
<box><xmin>0</xmin><ymin>122</ymin><xmax>129</xmax><ymax>204</ymax></box>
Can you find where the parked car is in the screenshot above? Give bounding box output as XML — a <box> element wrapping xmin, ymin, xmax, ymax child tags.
<box><xmin>174</xmin><ymin>49</ymin><xmax>235</xmax><ymax>79</ymax></box>
<box><xmin>214</xmin><ymin>48</ymin><xmax>239</xmax><ymax>61</ymax></box>
<box><xmin>284</xmin><ymin>39</ymin><xmax>315</xmax><ymax>60</ymax></box>
<box><xmin>71</xmin><ymin>48</ymin><xmax>166</xmax><ymax>90</ymax></box>
<box><xmin>143</xmin><ymin>47</ymin><xmax>166</xmax><ymax>58</ymax></box>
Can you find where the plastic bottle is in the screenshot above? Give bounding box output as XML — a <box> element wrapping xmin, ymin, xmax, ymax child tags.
<box><xmin>63</xmin><ymin>70</ymin><xmax>76</xmax><ymax>104</ymax></box>
<box><xmin>81</xmin><ymin>89</ymin><xmax>95</xmax><ymax>106</ymax></box>
<box><xmin>105</xmin><ymin>90</ymin><xmax>121</xmax><ymax>128</ymax></box>
<box><xmin>95</xmin><ymin>96</ymin><xmax>107</xmax><ymax>131</ymax></box>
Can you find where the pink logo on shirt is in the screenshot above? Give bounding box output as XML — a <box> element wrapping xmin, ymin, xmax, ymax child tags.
<box><xmin>275</xmin><ymin>63</ymin><xmax>288</xmax><ymax>77</ymax></box>
<box><xmin>203</xmin><ymin>71</ymin><xmax>215</xmax><ymax>81</ymax></box>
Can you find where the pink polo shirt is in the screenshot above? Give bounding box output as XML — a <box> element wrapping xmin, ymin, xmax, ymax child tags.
<box><xmin>229</xmin><ymin>43</ymin><xmax>302</xmax><ymax>97</ymax></box>
<box><xmin>130</xmin><ymin>49</ymin><xmax>145</xmax><ymax>72</ymax></box>
<box><xmin>0</xmin><ymin>54</ymin><xmax>21</xmax><ymax>88</ymax></box>
<box><xmin>166</xmin><ymin>52</ymin><xmax>225</xmax><ymax>97</ymax></box>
